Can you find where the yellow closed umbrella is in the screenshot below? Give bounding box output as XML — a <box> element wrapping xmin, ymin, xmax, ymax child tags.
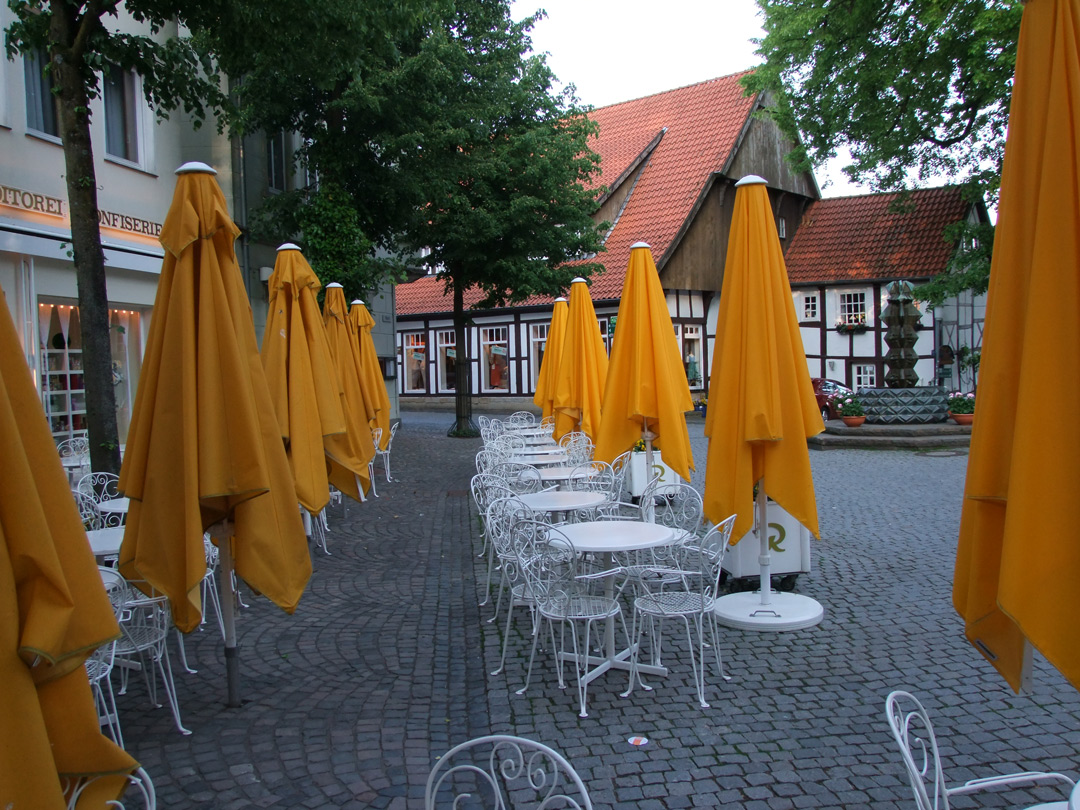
<box><xmin>532</xmin><ymin>297</ymin><xmax>569</xmax><ymax>422</ymax></box>
<box><xmin>953</xmin><ymin>0</ymin><xmax>1080</xmax><ymax>693</ymax></box>
<box><xmin>553</xmin><ymin>278</ymin><xmax>609</xmax><ymax>442</ymax></box>
<box><xmin>704</xmin><ymin>176</ymin><xmax>824</xmax><ymax>631</ymax></box>
<box><xmin>262</xmin><ymin>244</ymin><xmax>346</xmax><ymax>514</ymax></box>
<box><xmin>349</xmin><ymin>299</ymin><xmax>391</xmax><ymax>450</ymax></box>
<box><xmin>1</xmin><ymin>289</ymin><xmax>136</xmax><ymax>808</ymax></box>
<box><xmin>119</xmin><ymin>163</ymin><xmax>311</xmax><ymax>705</ymax></box>
<box><xmin>322</xmin><ymin>284</ymin><xmax>375</xmax><ymax>499</ymax></box>
<box><xmin>594</xmin><ymin>243</ymin><xmax>694</xmax><ymax>482</ymax></box>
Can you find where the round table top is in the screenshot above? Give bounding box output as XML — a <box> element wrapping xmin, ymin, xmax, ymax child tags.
<box><xmin>512</xmin><ymin>445</ymin><xmax>561</xmax><ymax>456</ymax></box>
<box><xmin>87</xmin><ymin>526</ymin><xmax>125</xmax><ymax>557</ymax></box>
<box><xmin>503</xmin><ymin>425</ymin><xmax>547</xmax><ymax>435</ymax></box>
<box><xmin>517</xmin><ymin>491</ymin><xmax>607</xmax><ymax>513</ymax></box>
<box><xmin>522</xmin><ymin>435</ymin><xmax>557</xmax><ymax>446</ymax></box>
<box><xmin>507</xmin><ymin>453</ymin><xmax>568</xmax><ymax>467</ymax></box>
<box><xmin>97</xmin><ymin>497</ymin><xmax>130</xmax><ymax>514</ymax></box>
<box><xmin>538</xmin><ymin>466</ymin><xmax>590</xmax><ymax>482</ymax></box>
<box><xmin>556</xmin><ymin>520</ymin><xmax>673</xmax><ymax>553</ymax></box>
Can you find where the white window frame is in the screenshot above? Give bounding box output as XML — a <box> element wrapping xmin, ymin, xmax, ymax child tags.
<box><xmin>267</xmin><ymin>130</ymin><xmax>288</xmax><ymax>192</ymax></box>
<box><xmin>436</xmin><ymin>329</ymin><xmax>456</xmax><ymax>393</ymax></box>
<box><xmin>777</xmin><ymin>217</ymin><xmax>787</xmax><ymax>239</ymax></box>
<box><xmin>103</xmin><ymin>64</ymin><xmax>154</xmax><ymax>170</ymax></box>
<box><xmin>854</xmin><ymin>364</ymin><xmax>876</xmax><ymax>389</ymax></box>
<box><xmin>24</xmin><ymin>48</ymin><xmax>60</xmax><ymax>140</ymax></box>
<box><xmin>480</xmin><ymin>326</ymin><xmax>509</xmax><ymax>393</ymax></box>
<box><xmin>802</xmin><ymin>293</ymin><xmax>818</xmax><ymax>321</ymax></box>
<box><xmin>839</xmin><ymin>291</ymin><xmax>868</xmax><ymax>325</ymax></box>
<box><xmin>529</xmin><ymin>322</ymin><xmax>549</xmax><ymax>390</ymax></box>
<box><xmin>680</xmin><ymin>324</ymin><xmax>703</xmax><ymax>389</ymax></box>
<box><xmin>597</xmin><ymin>317</ymin><xmax>610</xmax><ymax>352</ymax></box>
<box><xmin>402</xmin><ymin>332</ymin><xmax>427</xmax><ymax>393</ymax></box>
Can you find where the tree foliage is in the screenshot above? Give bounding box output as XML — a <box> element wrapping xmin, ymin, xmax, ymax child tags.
<box><xmin>745</xmin><ymin>0</ymin><xmax>1022</xmax><ymax>206</ymax></box>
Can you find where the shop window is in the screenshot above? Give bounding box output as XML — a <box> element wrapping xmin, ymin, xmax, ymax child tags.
<box><xmin>529</xmin><ymin>322</ymin><xmax>549</xmax><ymax>390</ymax></box>
<box><xmin>437</xmin><ymin>329</ymin><xmax>457</xmax><ymax>392</ymax></box>
<box><xmin>403</xmin><ymin>333</ymin><xmax>427</xmax><ymax>392</ymax></box>
<box><xmin>25</xmin><ymin>48</ymin><xmax>59</xmax><ymax>138</ymax></box>
<box><xmin>481</xmin><ymin>326</ymin><xmax>509</xmax><ymax>392</ymax></box>
<box><xmin>267</xmin><ymin>131</ymin><xmax>287</xmax><ymax>192</ymax></box>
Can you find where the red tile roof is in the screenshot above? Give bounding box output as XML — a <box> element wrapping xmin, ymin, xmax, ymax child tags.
<box><xmin>784</xmin><ymin>187</ymin><xmax>972</xmax><ymax>285</ymax></box>
<box><xmin>396</xmin><ymin>72</ymin><xmax>758</xmax><ymax>317</ymax></box>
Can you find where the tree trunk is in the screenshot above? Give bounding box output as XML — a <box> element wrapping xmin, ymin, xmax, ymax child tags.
<box><xmin>50</xmin><ymin>6</ymin><xmax>121</xmax><ymax>475</ymax></box>
<box><xmin>448</xmin><ymin>280</ymin><xmax>478</xmax><ymax>437</ymax></box>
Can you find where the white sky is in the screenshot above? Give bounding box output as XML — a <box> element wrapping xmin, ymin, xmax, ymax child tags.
<box><xmin>511</xmin><ymin>0</ymin><xmax>869</xmax><ymax>197</ymax></box>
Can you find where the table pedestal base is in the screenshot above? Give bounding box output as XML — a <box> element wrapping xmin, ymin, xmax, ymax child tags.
<box><xmin>713</xmin><ymin>591</ymin><xmax>823</xmax><ymax>632</ymax></box>
<box><xmin>559</xmin><ymin>645</ymin><xmax>668</xmax><ymax>686</ymax></box>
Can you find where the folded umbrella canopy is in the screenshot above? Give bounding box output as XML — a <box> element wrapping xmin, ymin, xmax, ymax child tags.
<box><xmin>532</xmin><ymin>297</ymin><xmax>569</xmax><ymax>422</ymax></box>
<box><xmin>1</xmin><ymin>290</ymin><xmax>136</xmax><ymax>808</ymax></box>
<box><xmin>594</xmin><ymin>243</ymin><xmax>694</xmax><ymax>482</ymax></box>
<box><xmin>953</xmin><ymin>0</ymin><xmax>1080</xmax><ymax>693</ymax></box>
<box><xmin>322</xmin><ymin>283</ymin><xmax>375</xmax><ymax>498</ymax></box>
<box><xmin>553</xmin><ymin>278</ymin><xmax>609</xmax><ymax>442</ymax></box>
<box><xmin>704</xmin><ymin>176</ymin><xmax>824</xmax><ymax>631</ymax></box>
<box><xmin>118</xmin><ymin>163</ymin><xmax>311</xmax><ymax>705</ymax></box>
<box><xmin>261</xmin><ymin>244</ymin><xmax>346</xmax><ymax>514</ymax></box>
<box><xmin>349</xmin><ymin>299</ymin><xmax>392</xmax><ymax>450</ymax></box>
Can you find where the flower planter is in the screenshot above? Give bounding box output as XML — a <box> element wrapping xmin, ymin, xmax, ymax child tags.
<box><xmin>949</xmin><ymin>412</ymin><xmax>974</xmax><ymax>426</ymax></box>
<box><xmin>723</xmin><ymin>499</ymin><xmax>812</xmax><ymax>579</ymax></box>
<box><xmin>841</xmin><ymin>416</ymin><xmax>866</xmax><ymax>427</ymax></box>
<box><xmin>626</xmin><ymin>450</ymin><xmax>680</xmax><ymax>496</ymax></box>
<box><xmin>694</xmin><ymin>404</ymin><xmax>707</xmax><ymax>419</ymax></box>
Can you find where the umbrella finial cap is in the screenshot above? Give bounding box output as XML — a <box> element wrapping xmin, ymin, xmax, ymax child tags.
<box><xmin>735</xmin><ymin>175</ymin><xmax>768</xmax><ymax>187</ymax></box>
<box><xmin>175</xmin><ymin>161</ymin><xmax>217</xmax><ymax>175</ymax></box>
<box><xmin>630</xmin><ymin>241</ymin><xmax>651</xmax><ymax>249</ymax></box>
<box><xmin>555</xmin><ymin>297</ymin><xmax>567</xmax><ymax>302</ymax></box>
<box><xmin>351</xmin><ymin>299</ymin><xmax>364</xmax><ymax>305</ymax></box>
<box><xmin>571</xmin><ymin>277</ymin><xmax>587</xmax><ymax>284</ymax></box>
<box><xmin>277</xmin><ymin>242</ymin><xmax>301</xmax><ymax>252</ymax></box>
<box><xmin>325</xmin><ymin>282</ymin><xmax>343</xmax><ymax>288</ymax></box>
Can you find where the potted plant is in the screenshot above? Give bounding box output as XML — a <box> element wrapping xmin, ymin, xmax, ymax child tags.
<box><xmin>627</xmin><ymin>438</ymin><xmax>678</xmax><ymax>496</ymax></box>
<box><xmin>833</xmin><ymin>393</ymin><xmax>866</xmax><ymax>427</ymax></box>
<box><xmin>946</xmin><ymin>391</ymin><xmax>975</xmax><ymax>425</ymax></box>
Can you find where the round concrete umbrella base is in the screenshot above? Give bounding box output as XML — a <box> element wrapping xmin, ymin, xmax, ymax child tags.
<box><xmin>713</xmin><ymin>591</ymin><xmax>824</xmax><ymax>632</ymax></box>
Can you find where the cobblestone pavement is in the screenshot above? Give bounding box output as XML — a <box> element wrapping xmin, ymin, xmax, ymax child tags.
<box><xmin>119</xmin><ymin>412</ymin><xmax>1080</xmax><ymax>809</ymax></box>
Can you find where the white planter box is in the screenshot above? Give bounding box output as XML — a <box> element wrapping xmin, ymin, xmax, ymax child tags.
<box><xmin>722</xmin><ymin>499</ymin><xmax>812</xmax><ymax>579</ymax></box>
<box><xmin>626</xmin><ymin>451</ymin><xmax>681</xmax><ymax>496</ymax></box>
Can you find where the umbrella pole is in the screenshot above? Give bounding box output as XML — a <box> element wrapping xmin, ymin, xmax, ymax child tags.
<box><xmin>643</xmin><ymin>418</ymin><xmax>658</xmax><ymax>522</ymax></box>
<box><xmin>757</xmin><ymin>482</ymin><xmax>772</xmax><ymax>607</ymax></box>
<box><xmin>211</xmin><ymin>519</ymin><xmax>242</xmax><ymax>708</ymax></box>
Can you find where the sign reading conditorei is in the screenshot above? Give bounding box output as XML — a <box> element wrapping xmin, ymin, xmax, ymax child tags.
<box><xmin>1</xmin><ymin>183</ymin><xmax>162</xmax><ymax>239</ymax></box>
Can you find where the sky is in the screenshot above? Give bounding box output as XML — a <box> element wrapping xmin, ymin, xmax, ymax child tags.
<box><xmin>510</xmin><ymin>0</ymin><xmax>869</xmax><ymax>197</ymax></box>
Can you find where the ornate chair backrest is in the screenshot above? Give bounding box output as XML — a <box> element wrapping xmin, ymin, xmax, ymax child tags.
<box><xmin>491</xmin><ymin>462</ymin><xmax>545</xmax><ymax>495</ymax></box>
<box><xmin>508</xmin><ymin>410</ymin><xmax>536</xmax><ymax>427</ymax></box>
<box><xmin>539</xmin><ymin>414</ymin><xmax>555</xmax><ymax>433</ymax></box>
<box><xmin>646</xmin><ymin>481</ymin><xmax>704</xmax><ymax>540</ymax></box>
<box><xmin>485</xmin><ymin>496</ymin><xmax>536</xmax><ymax>564</ymax></box>
<box><xmin>98</xmin><ymin>566</ymin><xmax>129</xmax><ymax>617</ymax></box>
<box><xmin>885</xmin><ymin>691</ymin><xmax>949</xmax><ymax>810</ymax></box>
<box><xmin>75</xmin><ymin>490</ymin><xmax>103</xmax><ymax>531</ymax></box>
<box><xmin>371</xmin><ymin>427</ymin><xmax>383</xmax><ymax>450</ymax></box>
<box><xmin>471</xmin><ymin>474</ymin><xmax>511</xmax><ymax>523</ymax></box>
<box><xmin>76</xmin><ymin>472</ymin><xmax>121</xmax><ymax>503</ymax></box>
<box><xmin>492</xmin><ymin>433</ymin><xmax>526</xmax><ymax>457</ymax></box>
<box><xmin>57</xmin><ymin>436</ymin><xmax>89</xmax><ymax>459</ymax></box>
<box><xmin>424</xmin><ymin>734</ymin><xmax>592</xmax><ymax>810</ymax></box>
<box><xmin>565</xmin><ymin>436</ymin><xmax>594</xmax><ymax>466</ymax></box>
<box><xmin>609</xmin><ymin>450</ymin><xmax>632</xmax><ymax>501</ymax></box>
<box><xmin>680</xmin><ymin>515</ymin><xmax>736</xmax><ymax>600</ymax></box>
<box><xmin>476</xmin><ymin>449</ymin><xmax>501</xmax><ymax>474</ymax></box>
<box><xmin>477</xmin><ymin>415</ymin><xmax>491</xmax><ymax>431</ymax></box>
<box><xmin>383</xmin><ymin>421</ymin><xmax>399</xmax><ymax>450</ymax></box>
<box><xmin>511</xmin><ymin>520</ymin><xmax>580</xmax><ymax>615</ymax></box>
<box><xmin>566</xmin><ymin>461</ymin><xmax>615</xmax><ymax>498</ymax></box>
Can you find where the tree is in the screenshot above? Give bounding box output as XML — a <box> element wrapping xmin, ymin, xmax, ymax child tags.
<box><xmin>398</xmin><ymin>2</ymin><xmax>607</xmax><ymax>436</ymax></box>
<box><xmin>745</xmin><ymin>0</ymin><xmax>1021</xmax><ymax>300</ymax></box>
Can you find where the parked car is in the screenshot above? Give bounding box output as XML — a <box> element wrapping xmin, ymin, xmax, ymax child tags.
<box><xmin>811</xmin><ymin>378</ymin><xmax>854</xmax><ymax>421</ymax></box>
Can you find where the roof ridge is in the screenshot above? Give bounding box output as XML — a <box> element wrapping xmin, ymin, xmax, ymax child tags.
<box><xmin>590</xmin><ymin>68</ymin><xmax>757</xmax><ymax>111</ymax></box>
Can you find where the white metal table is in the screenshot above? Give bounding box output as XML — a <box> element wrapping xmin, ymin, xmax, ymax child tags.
<box><xmin>98</xmin><ymin>497</ymin><xmax>130</xmax><ymax>516</ymax></box>
<box><xmin>516</xmin><ymin>490</ymin><xmax>607</xmax><ymax>522</ymax></box>
<box><xmin>507</xmin><ymin>452</ymin><xmax>568</xmax><ymax>467</ymax></box>
<box><xmin>555</xmin><ymin>520</ymin><xmax>675</xmax><ymax>684</ymax></box>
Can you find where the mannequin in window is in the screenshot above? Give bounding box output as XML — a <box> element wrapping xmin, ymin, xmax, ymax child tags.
<box><xmin>686</xmin><ymin>355</ymin><xmax>700</xmax><ymax>386</ymax></box>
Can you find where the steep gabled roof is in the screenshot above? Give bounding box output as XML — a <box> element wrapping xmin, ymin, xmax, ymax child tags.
<box><xmin>396</xmin><ymin>71</ymin><xmax>758</xmax><ymax>317</ymax></box>
<box><xmin>784</xmin><ymin>187</ymin><xmax>973</xmax><ymax>285</ymax></box>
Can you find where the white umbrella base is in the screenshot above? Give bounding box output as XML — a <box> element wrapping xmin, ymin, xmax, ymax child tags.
<box><xmin>713</xmin><ymin>591</ymin><xmax>824</xmax><ymax>632</ymax></box>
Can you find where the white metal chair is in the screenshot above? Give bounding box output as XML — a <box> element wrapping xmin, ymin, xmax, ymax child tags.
<box><xmin>113</xmin><ymin>581</ymin><xmax>191</xmax><ymax>735</ymax></box>
<box><xmin>75</xmin><ymin>489</ymin><xmax>104</xmax><ymax>531</ymax></box>
<box><xmin>368</xmin><ymin>427</ymin><xmax>383</xmax><ymax>497</ymax></box>
<box><xmin>90</xmin><ymin>567</ymin><xmax>129</xmax><ymax>746</ymax></box>
<box><xmin>512</xmin><ymin>519</ymin><xmax>626</xmax><ymax>718</ymax></box>
<box><xmin>622</xmin><ymin>515</ymin><xmax>736</xmax><ymax>708</ymax></box>
<box><xmin>485</xmin><ymin>496</ymin><xmax>541</xmax><ymax>677</ymax></box>
<box><xmin>373</xmin><ymin>421</ymin><xmax>399</xmax><ymax>482</ymax></box>
<box><xmin>424</xmin><ymin>734</ymin><xmax>591</xmax><ymax>809</ymax></box>
<box><xmin>77</xmin><ymin>471</ymin><xmax>124</xmax><ymax>526</ymax></box>
<box><xmin>885</xmin><ymin>690</ymin><xmax>1074</xmax><ymax>810</ymax></box>
<box><xmin>490</xmin><ymin>462</ymin><xmax>548</xmax><ymax>495</ymax></box>
<box><xmin>471</xmin><ymin>474</ymin><xmax>516</xmax><ymax>606</ymax></box>
<box><xmin>63</xmin><ymin>767</ymin><xmax>157</xmax><ymax>810</ymax></box>
<box><xmin>57</xmin><ymin>436</ymin><xmax>90</xmax><ymax>483</ymax></box>
<box><xmin>507</xmin><ymin>410</ymin><xmax>537</xmax><ymax>427</ymax></box>
<box><xmin>609</xmin><ymin>450</ymin><xmax>632</xmax><ymax>501</ymax></box>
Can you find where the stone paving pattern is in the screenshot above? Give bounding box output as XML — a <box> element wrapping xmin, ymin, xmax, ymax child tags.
<box><xmin>119</xmin><ymin>412</ymin><xmax>1080</xmax><ymax>808</ymax></box>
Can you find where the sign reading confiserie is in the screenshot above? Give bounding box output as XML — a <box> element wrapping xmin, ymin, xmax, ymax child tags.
<box><xmin>1</xmin><ymin>183</ymin><xmax>162</xmax><ymax>239</ymax></box>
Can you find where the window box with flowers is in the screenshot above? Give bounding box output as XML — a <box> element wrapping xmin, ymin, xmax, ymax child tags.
<box><xmin>947</xmin><ymin>391</ymin><xmax>975</xmax><ymax>425</ymax></box>
<box><xmin>832</xmin><ymin>393</ymin><xmax>866</xmax><ymax>427</ymax></box>
<box><xmin>835</xmin><ymin>315</ymin><xmax>869</xmax><ymax>335</ymax></box>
